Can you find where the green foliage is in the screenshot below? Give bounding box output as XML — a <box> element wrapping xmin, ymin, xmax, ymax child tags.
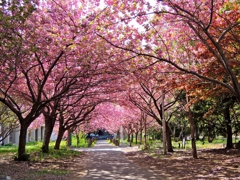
<box><xmin>148</xmin><ymin>128</ymin><xmax>161</xmax><ymax>140</ymax></box>
<box><xmin>219</xmin><ymin>1</ymin><xmax>238</xmax><ymax>14</ymax></box>
<box><xmin>171</xmin><ymin>96</ymin><xmax>240</xmax><ymax>144</ymax></box>
<box><xmin>71</xmin><ymin>135</ymin><xmax>91</xmax><ymax>148</ymax></box>
<box><xmin>0</xmin><ymin>103</ymin><xmax>19</xmax><ymax>137</ymax></box>
<box><xmin>122</xmin><ymin>138</ymin><xmax>138</xmax><ymax>147</ymax></box>
<box><xmin>192</xmin><ymin>99</ymin><xmax>218</xmax><ymax>142</ymax></box>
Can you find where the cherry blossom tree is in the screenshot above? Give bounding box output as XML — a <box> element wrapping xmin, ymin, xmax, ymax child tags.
<box><xmin>2</xmin><ymin>0</ymin><xmax>239</xmax><ymax>161</ymax></box>
<box><xmin>95</xmin><ymin>0</ymin><xmax>240</xmax><ymax>157</ymax></box>
<box><xmin>89</xmin><ymin>103</ymin><xmax>129</xmax><ymax>134</ymax></box>
<box><xmin>129</xmin><ymin>78</ymin><xmax>184</xmax><ymax>152</ymax></box>
<box><xmin>54</xmin><ymin>97</ymin><xmax>96</xmax><ymax>149</ymax></box>
<box><xmin>100</xmin><ymin>0</ymin><xmax>240</xmax><ymax>102</ymax></box>
<box><xmin>0</xmin><ymin>0</ymin><xmax>105</xmax><ymax>160</ymax></box>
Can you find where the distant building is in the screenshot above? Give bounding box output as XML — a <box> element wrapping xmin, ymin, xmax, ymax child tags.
<box><xmin>1</xmin><ymin>125</ymin><xmax>45</xmax><ymax>145</ymax></box>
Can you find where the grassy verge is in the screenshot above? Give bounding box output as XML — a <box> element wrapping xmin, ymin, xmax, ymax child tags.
<box><xmin>171</xmin><ymin>138</ymin><xmax>227</xmax><ymax>150</ymax></box>
<box><xmin>121</xmin><ymin>137</ymin><xmax>234</xmax><ymax>151</ymax></box>
<box><xmin>71</xmin><ymin>136</ymin><xmax>96</xmax><ymax>148</ymax></box>
<box><xmin>0</xmin><ymin>134</ymin><xmax>95</xmax><ymax>163</ymax></box>
<box><xmin>0</xmin><ymin>143</ymin><xmax>18</xmax><ymax>153</ymax></box>
<box><xmin>0</xmin><ymin>140</ymin><xmax>84</xmax><ymax>179</ymax></box>
<box><xmin>0</xmin><ymin>134</ymin><xmax>91</xmax><ymax>153</ymax></box>
<box><xmin>0</xmin><ymin>140</ymin><xmax>82</xmax><ymax>161</ymax></box>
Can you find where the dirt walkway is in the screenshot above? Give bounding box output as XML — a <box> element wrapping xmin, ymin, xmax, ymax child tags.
<box><xmin>1</xmin><ymin>141</ymin><xmax>238</xmax><ymax>179</ymax></box>
<box><xmin>71</xmin><ymin>140</ymin><xmax>163</xmax><ymax>180</ymax></box>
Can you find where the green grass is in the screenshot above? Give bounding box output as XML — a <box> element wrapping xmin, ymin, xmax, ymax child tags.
<box><xmin>0</xmin><ymin>135</ymin><xmax>93</xmax><ymax>162</ymax></box>
<box><xmin>26</xmin><ymin>141</ymin><xmax>68</xmax><ymax>152</ymax></box>
<box><xmin>0</xmin><ymin>137</ymin><xmax>88</xmax><ymax>178</ymax></box>
<box><xmin>26</xmin><ymin>140</ymin><xmax>81</xmax><ymax>162</ymax></box>
<box><xmin>0</xmin><ymin>136</ymin><xmax>90</xmax><ymax>154</ymax></box>
<box><xmin>30</xmin><ymin>146</ymin><xmax>81</xmax><ymax>162</ymax></box>
<box><xmin>166</xmin><ymin>138</ymin><xmax>228</xmax><ymax>150</ymax></box>
<box><xmin>72</xmin><ymin>135</ymin><xmax>97</xmax><ymax>148</ymax></box>
<box><xmin>0</xmin><ymin>140</ymin><xmax>82</xmax><ymax>161</ymax></box>
<box><xmin>121</xmin><ymin>139</ymin><xmax>139</xmax><ymax>146</ymax></box>
<box><xmin>0</xmin><ymin>143</ymin><xmax>18</xmax><ymax>153</ymax></box>
<box><xmin>71</xmin><ymin>136</ymin><xmax>90</xmax><ymax>148</ymax></box>
<box><xmin>121</xmin><ymin>136</ymin><xmax>233</xmax><ymax>151</ymax></box>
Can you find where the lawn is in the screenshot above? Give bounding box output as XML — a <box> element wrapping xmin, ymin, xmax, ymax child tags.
<box><xmin>0</xmin><ymin>138</ymin><xmax>87</xmax><ymax>180</ymax></box>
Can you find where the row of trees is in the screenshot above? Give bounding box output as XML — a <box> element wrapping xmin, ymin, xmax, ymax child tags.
<box><xmin>0</xmin><ymin>0</ymin><xmax>125</xmax><ymax>160</ymax></box>
<box><xmin>97</xmin><ymin>0</ymin><xmax>240</xmax><ymax>158</ymax></box>
<box><xmin>0</xmin><ymin>0</ymin><xmax>240</xmax><ymax>160</ymax></box>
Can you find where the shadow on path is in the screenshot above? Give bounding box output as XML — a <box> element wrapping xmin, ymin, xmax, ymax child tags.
<box><xmin>72</xmin><ymin>140</ymin><xmax>164</xmax><ymax>180</ymax></box>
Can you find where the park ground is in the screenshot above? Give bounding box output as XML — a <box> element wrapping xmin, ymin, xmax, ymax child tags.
<box><xmin>125</xmin><ymin>148</ymin><xmax>240</xmax><ymax>179</ymax></box>
<box><xmin>0</xmin><ymin>140</ymin><xmax>240</xmax><ymax>179</ymax></box>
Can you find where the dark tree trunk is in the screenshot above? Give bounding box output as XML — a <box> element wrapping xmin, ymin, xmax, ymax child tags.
<box><xmin>224</xmin><ymin>105</ymin><xmax>233</xmax><ymax>149</ymax></box>
<box><xmin>139</xmin><ymin>129</ymin><xmax>143</xmax><ymax>144</ymax></box>
<box><xmin>76</xmin><ymin>133</ymin><xmax>80</xmax><ymax>147</ymax></box>
<box><xmin>17</xmin><ymin>123</ymin><xmax>29</xmax><ymax>161</ymax></box>
<box><xmin>166</xmin><ymin>123</ymin><xmax>173</xmax><ymax>152</ymax></box>
<box><xmin>161</xmin><ymin>92</ymin><xmax>167</xmax><ymax>155</ymax></box>
<box><xmin>140</xmin><ymin>119</ymin><xmax>143</xmax><ymax>145</ymax></box>
<box><xmin>129</xmin><ymin>135</ymin><xmax>132</xmax><ymax>147</ymax></box>
<box><xmin>67</xmin><ymin>129</ymin><xmax>71</xmax><ymax>147</ymax></box>
<box><xmin>54</xmin><ymin>127</ymin><xmax>65</xmax><ymax>150</ymax></box>
<box><xmin>186</xmin><ymin>94</ymin><xmax>197</xmax><ymax>159</ymax></box>
<box><xmin>42</xmin><ymin>114</ymin><xmax>56</xmax><ymax>153</ymax></box>
<box><xmin>144</xmin><ymin>117</ymin><xmax>147</xmax><ymax>149</ymax></box>
<box><xmin>135</xmin><ymin>132</ymin><xmax>138</xmax><ymax>144</ymax></box>
<box><xmin>16</xmin><ymin>105</ymin><xmax>43</xmax><ymax>160</ymax></box>
<box><xmin>127</xmin><ymin>133</ymin><xmax>130</xmax><ymax>142</ymax></box>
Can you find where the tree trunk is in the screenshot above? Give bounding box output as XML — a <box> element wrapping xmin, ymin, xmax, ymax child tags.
<box><xmin>189</xmin><ymin>105</ymin><xmax>197</xmax><ymax>158</ymax></box>
<box><xmin>135</xmin><ymin>132</ymin><xmax>138</xmax><ymax>144</ymax></box>
<box><xmin>42</xmin><ymin>115</ymin><xmax>56</xmax><ymax>153</ymax></box>
<box><xmin>139</xmin><ymin>129</ymin><xmax>143</xmax><ymax>144</ymax></box>
<box><xmin>224</xmin><ymin>104</ymin><xmax>233</xmax><ymax>149</ymax></box>
<box><xmin>187</xmin><ymin>94</ymin><xmax>197</xmax><ymax>159</ymax></box>
<box><xmin>140</xmin><ymin>118</ymin><xmax>143</xmax><ymax>145</ymax></box>
<box><xmin>67</xmin><ymin>129</ymin><xmax>71</xmax><ymax>147</ymax></box>
<box><xmin>127</xmin><ymin>133</ymin><xmax>130</xmax><ymax>142</ymax></box>
<box><xmin>166</xmin><ymin>123</ymin><xmax>173</xmax><ymax>152</ymax></box>
<box><xmin>54</xmin><ymin>127</ymin><xmax>65</xmax><ymax>150</ymax></box>
<box><xmin>129</xmin><ymin>134</ymin><xmax>132</xmax><ymax>147</ymax></box>
<box><xmin>76</xmin><ymin>133</ymin><xmax>80</xmax><ymax>147</ymax></box>
<box><xmin>17</xmin><ymin>123</ymin><xmax>29</xmax><ymax>161</ymax></box>
<box><xmin>162</xmin><ymin>92</ymin><xmax>167</xmax><ymax>155</ymax></box>
<box><xmin>178</xmin><ymin>126</ymin><xmax>185</xmax><ymax>141</ymax></box>
<box><xmin>144</xmin><ymin>117</ymin><xmax>147</xmax><ymax>149</ymax></box>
